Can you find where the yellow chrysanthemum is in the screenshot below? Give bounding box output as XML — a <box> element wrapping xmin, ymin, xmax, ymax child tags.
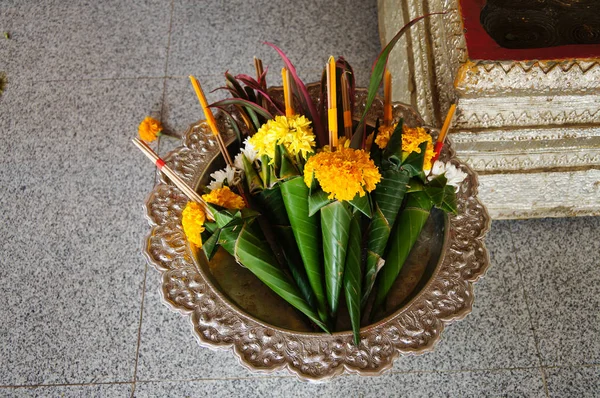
<box><xmin>248</xmin><ymin>115</ymin><xmax>315</xmax><ymax>162</ymax></box>
<box><xmin>202</xmin><ymin>186</ymin><xmax>246</xmax><ymax>210</ymax></box>
<box><xmin>402</xmin><ymin>125</ymin><xmax>436</xmax><ymax>170</ymax></box>
<box><xmin>375</xmin><ymin>125</ymin><xmax>394</xmax><ymax>149</ymax></box>
<box><xmin>303</xmin><ymin>148</ymin><xmax>381</xmax><ymax>202</ymax></box>
<box><xmin>181</xmin><ymin>202</ymin><xmax>205</xmax><ymax>247</ymax></box>
<box><xmin>138</xmin><ymin>116</ymin><xmax>163</xmax><ymax>142</ymax></box>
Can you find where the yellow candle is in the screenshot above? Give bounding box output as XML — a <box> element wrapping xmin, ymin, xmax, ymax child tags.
<box><xmin>189</xmin><ymin>75</ymin><xmax>219</xmax><ymax>136</ymax></box>
<box><xmin>327</xmin><ymin>56</ymin><xmax>338</xmax><ymax>149</ymax></box>
<box><xmin>282</xmin><ymin>67</ymin><xmax>294</xmax><ymax>117</ymax></box>
<box><xmin>383</xmin><ymin>70</ymin><xmax>392</xmax><ymax>127</ymax></box>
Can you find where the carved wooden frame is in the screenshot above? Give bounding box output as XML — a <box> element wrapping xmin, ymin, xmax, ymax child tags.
<box><xmin>378</xmin><ymin>0</ymin><xmax>600</xmax><ymax>219</ymax></box>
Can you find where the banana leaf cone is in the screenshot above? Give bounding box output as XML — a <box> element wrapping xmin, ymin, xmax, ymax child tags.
<box><xmin>343</xmin><ymin>210</ymin><xmax>363</xmax><ymax>345</ymax></box>
<box><xmin>371</xmin><ymin>191</ymin><xmax>433</xmax><ymax>317</ymax></box>
<box><xmin>280</xmin><ymin>176</ymin><xmax>329</xmax><ymax>324</ymax></box>
<box><xmin>320</xmin><ymin>200</ymin><xmax>353</xmax><ymax>319</ymax></box>
<box><xmin>254</xmin><ymin>185</ymin><xmax>318</xmax><ymax>312</ymax></box>
<box><xmin>209</xmin><ymin>215</ymin><xmax>330</xmax><ymax>333</ymax></box>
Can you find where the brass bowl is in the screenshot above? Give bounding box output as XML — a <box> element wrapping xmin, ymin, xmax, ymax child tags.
<box><xmin>142</xmin><ymin>88</ymin><xmax>491</xmax><ymax>381</ymax></box>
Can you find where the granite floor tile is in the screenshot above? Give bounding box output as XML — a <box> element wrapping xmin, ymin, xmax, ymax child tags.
<box><xmin>0</xmin><ymin>0</ymin><xmax>170</xmax><ymax>82</ymax></box>
<box><xmin>393</xmin><ymin>220</ymin><xmax>540</xmax><ymax>371</ymax></box>
<box><xmin>167</xmin><ymin>0</ymin><xmax>380</xmax><ymax>86</ymax></box>
<box><xmin>511</xmin><ymin>217</ymin><xmax>600</xmax><ymax>367</ymax></box>
<box><xmin>133</xmin><ymin>369</ymin><xmax>546</xmax><ymax>398</ymax></box>
<box><xmin>0</xmin><ymin>383</ymin><xmax>133</xmax><ymax>398</ymax></box>
<box><xmin>135</xmin><ymin>268</ymin><xmax>288</xmax><ymax>382</ymax></box>
<box><xmin>546</xmin><ymin>365</ymin><xmax>600</xmax><ymax>398</ymax></box>
<box><xmin>0</xmin><ymin>78</ymin><xmax>161</xmax><ymax>385</ymax></box>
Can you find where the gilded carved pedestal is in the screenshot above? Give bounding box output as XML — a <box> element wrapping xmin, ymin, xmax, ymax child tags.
<box><xmin>378</xmin><ymin>0</ymin><xmax>600</xmax><ymax>219</ymax></box>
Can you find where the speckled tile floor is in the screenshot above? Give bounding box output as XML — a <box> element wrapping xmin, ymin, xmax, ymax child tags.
<box><xmin>1</xmin><ymin>1</ymin><xmax>598</xmax><ymax>397</ymax></box>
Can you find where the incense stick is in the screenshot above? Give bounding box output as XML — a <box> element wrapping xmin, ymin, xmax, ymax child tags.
<box><xmin>383</xmin><ymin>70</ymin><xmax>392</xmax><ymax>127</ymax></box>
<box><xmin>432</xmin><ymin>103</ymin><xmax>457</xmax><ymax>163</ymax></box>
<box><xmin>254</xmin><ymin>57</ymin><xmax>267</xmax><ymax>108</ymax></box>
<box><xmin>341</xmin><ymin>72</ymin><xmax>353</xmax><ymax>140</ymax></box>
<box><xmin>282</xmin><ymin>67</ymin><xmax>294</xmax><ymax>117</ymax></box>
<box><xmin>132</xmin><ymin>138</ymin><xmax>215</xmax><ymax>221</ymax></box>
<box><xmin>327</xmin><ymin>56</ymin><xmax>338</xmax><ymax>150</ymax></box>
<box><xmin>189</xmin><ymin>75</ymin><xmax>233</xmax><ymax>166</ymax></box>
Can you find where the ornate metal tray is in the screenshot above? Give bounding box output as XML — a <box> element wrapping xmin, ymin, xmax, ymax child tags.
<box><xmin>142</xmin><ymin>88</ymin><xmax>491</xmax><ymax>381</ymax></box>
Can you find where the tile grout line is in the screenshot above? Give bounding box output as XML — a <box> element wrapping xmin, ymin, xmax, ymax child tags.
<box><xmin>507</xmin><ymin>222</ymin><xmax>550</xmax><ymax>397</ymax></box>
<box><xmin>155</xmin><ymin>0</ymin><xmax>176</xmax><ymax>190</ymax></box>
<box><xmin>130</xmin><ymin>263</ymin><xmax>149</xmax><ymax>398</ymax></box>
<box><xmin>2</xmin><ymin>363</ymin><xmax>598</xmax><ymax>389</ymax></box>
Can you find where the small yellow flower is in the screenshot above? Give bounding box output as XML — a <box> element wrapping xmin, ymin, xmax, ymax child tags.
<box><xmin>249</xmin><ymin>115</ymin><xmax>315</xmax><ymax>162</ymax></box>
<box><xmin>138</xmin><ymin>116</ymin><xmax>163</xmax><ymax>142</ymax></box>
<box><xmin>375</xmin><ymin>125</ymin><xmax>394</xmax><ymax>149</ymax></box>
<box><xmin>304</xmin><ymin>148</ymin><xmax>381</xmax><ymax>202</ymax></box>
<box><xmin>181</xmin><ymin>202</ymin><xmax>206</xmax><ymax>247</ymax></box>
<box><xmin>202</xmin><ymin>186</ymin><xmax>246</xmax><ymax>210</ymax></box>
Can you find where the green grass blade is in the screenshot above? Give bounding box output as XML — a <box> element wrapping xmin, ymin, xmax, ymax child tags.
<box><xmin>280</xmin><ymin>177</ymin><xmax>328</xmax><ymax>323</ymax></box>
<box><xmin>320</xmin><ymin>201</ymin><xmax>352</xmax><ymax>317</ymax></box>
<box><xmin>350</xmin><ymin>14</ymin><xmax>438</xmax><ymax>148</ymax></box>
<box><xmin>344</xmin><ymin>212</ymin><xmax>363</xmax><ymax>345</ymax></box>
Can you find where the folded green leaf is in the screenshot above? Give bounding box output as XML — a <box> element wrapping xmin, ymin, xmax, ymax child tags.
<box><xmin>242</xmin><ymin>154</ymin><xmax>264</xmax><ymax>194</ymax></box>
<box><xmin>321</xmin><ymin>200</ymin><xmax>352</xmax><ymax>318</ymax></box>
<box><xmin>349</xmin><ymin>193</ymin><xmax>372</xmax><ymax>218</ymax></box>
<box><xmin>372</xmin><ymin>191</ymin><xmax>433</xmax><ymax>314</ymax></box>
<box><xmin>344</xmin><ymin>211</ymin><xmax>363</xmax><ymax>345</ymax></box>
<box><xmin>383</xmin><ymin>120</ymin><xmax>404</xmax><ymax>165</ymax></box>
<box><xmin>280</xmin><ymin>176</ymin><xmax>328</xmax><ymax>323</ymax></box>
<box><xmin>201</xmin><ymin>228</ymin><xmax>221</xmax><ymax>260</ymax></box>
<box><xmin>401</xmin><ymin>141</ymin><xmax>428</xmax><ymax>178</ymax></box>
<box><xmin>234</xmin><ymin>221</ymin><xmax>329</xmax><ymax>333</ymax></box>
<box><xmin>361</xmin><ymin>169</ymin><xmax>410</xmax><ymax>308</ymax></box>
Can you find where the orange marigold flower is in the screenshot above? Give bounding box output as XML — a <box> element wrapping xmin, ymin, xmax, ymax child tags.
<box><xmin>402</xmin><ymin>125</ymin><xmax>436</xmax><ymax>170</ymax></box>
<box><xmin>374</xmin><ymin>125</ymin><xmax>394</xmax><ymax>149</ymax></box>
<box><xmin>202</xmin><ymin>186</ymin><xmax>246</xmax><ymax>210</ymax></box>
<box><xmin>181</xmin><ymin>202</ymin><xmax>205</xmax><ymax>247</ymax></box>
<box><xmin>304</xmin><ymin>148</ymin><xmax>381</xmax><ymax>202</ymax></box>
<box><xmin>138</xmin><ymin>116</ymin><xmax>163</xmax><ymax>142</ymax></box>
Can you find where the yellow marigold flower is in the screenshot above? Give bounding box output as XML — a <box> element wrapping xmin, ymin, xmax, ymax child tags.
<box><xmin>304</xmin><ymin>148</ymin><xmax>381</xmax><ymax>202</ymax></box>
<box><xmin>375</xmin><ymin>125</ymin><xmax>394</xmax><ymax>149</ymax></box>
<box><xmin>402</xmin><ymin>125</ymin><xmax>436</xmax><ymax>170</ymax></box>
<box><xmin>202</xmin><ymin>186</ymin><xmax>246</xmax><ymax>210</ymax></box>
<box><xmin>138</xmin><ymin>116</ymin><xmax>163</xmax><ymax>142</ymax></box>
<box><xmin>248</xmin><ymin>115</ymin><xmax>315</xmax><ymax>162</ymax></box>
<box><xmin>181</xmin><ymin>202</ymin><xmax>205</xmax><ymax>248</ymax></box>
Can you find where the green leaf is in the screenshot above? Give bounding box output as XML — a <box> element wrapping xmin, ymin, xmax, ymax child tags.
<box><xmin>280</xmin><ymin>177</ymin><xmax>328</xmax><ymax>323</ymax></box>
<box><xmin>349</xmin><ymin>193</ymin><xmax>372</xmax><ymax>218</ymax></box>
<box><xmin>401</xmin><ymin>141</ymin><xmax>428</xmax><ymax>177</ymax></box>
<box><xmin>254</xmin><ymin>185</ymin><xmax>290</xmax><ymax>226</ymax></box>
<box><xmin>423</xmin><ymin>174</ymin><xmax>448</xmax><ymax>207</ymax></box>
<box><xmin>201</xmin><ymin>228</ymin><xmax>221</xmax><ymax>260</ymax></box>
<box><xmin>277</xmin><ymin>144</ymin><xmax>300</xmax><ymax>180</ymax></box>
<box><xmin>242</xmin><ymin>154</ymin><xmax>264</xmax><ymax>194</ymax></box>
<box><xmin>234</xmin><ymin>221</ymin><xmax>329</xmax><ymax>333</ymax></box>
<box><xmin>361</xmin><ymin>169</ymin><xmax>410</xmax><ymax>308</ymax></box>
<box><xmin>209</xmin><ymin>98</ymin><xmax>274</xmax><ymax>120</ymax></box>
<box><xmin>343</xmin><ymin>212</ymin><xmax>363</xmax><ymax>346</ymax></box>
<box><xmin>440</xmin><ymin>185</ymin><xmax>458</xmax><ymax>214</ymax></box>
<box><xmin>274</xmin><ymin>225</ymin><xmax>318</xmax><ymax>310</ymax></box>
<box><xmin>225</xmin><ymin>72</ymin><xmax>248</xmax><ymax>99</ymax></box>
<box><xmin>308</xmin><ymin>189</ymin><xmax>332</xmax><ymax>217</ymax></box>
<box><xmin>372</xmin><ymin>191</ymin><xmax>433</xmax><ymax>314</ymax></box>
<box><xmin>320</xmin><ymin>201</ymin><xmax>352</xmax><ymax>318</ymax></box>
<box><xmin>350</xmin><ymin>14</ymin><xmax>438</xmax><ymax>148</ymax></box>
<box><xmin>383</xmin><ymin>120</ymin><xmax>404</xmax><ymax>165</ymax></box>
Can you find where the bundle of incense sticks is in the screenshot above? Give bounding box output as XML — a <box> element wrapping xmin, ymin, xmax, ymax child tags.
<box><xmin>131</xmin><ymin>137</ymin><xmax>215</xmax><ymax>221</ymax></box>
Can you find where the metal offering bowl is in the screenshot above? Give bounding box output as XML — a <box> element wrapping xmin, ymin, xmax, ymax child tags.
<box><xmin>142</xmin><ymin>87</ymin><xmax>491</xmax><ymax>381</ymax></box>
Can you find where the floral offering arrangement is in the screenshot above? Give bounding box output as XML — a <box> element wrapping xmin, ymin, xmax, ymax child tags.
<box><xmin>134</xmin><ymin>16</ymin><xmax>466</xmax><ymax>345</ymax></box>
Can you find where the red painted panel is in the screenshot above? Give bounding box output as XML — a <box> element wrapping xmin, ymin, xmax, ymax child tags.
<box><xmin>459</xmin><ymin>0</ymin><xmax>600</xmax><ymax>60</ymax></box>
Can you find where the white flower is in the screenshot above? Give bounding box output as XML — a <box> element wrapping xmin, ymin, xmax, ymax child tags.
<box><xmin>207</xmin><ymin>164</ymin><xmax>237</xmax><ymax>190</ymax></box>
<box><xmin>234</xmin><ymin>138</ymin><xmax>259</xmax><ymax>170</ymax></box>
<box><xmin>427</xmin><ymin>160</ymin><xmax>467</xmax><ymax>192</ymax></box>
